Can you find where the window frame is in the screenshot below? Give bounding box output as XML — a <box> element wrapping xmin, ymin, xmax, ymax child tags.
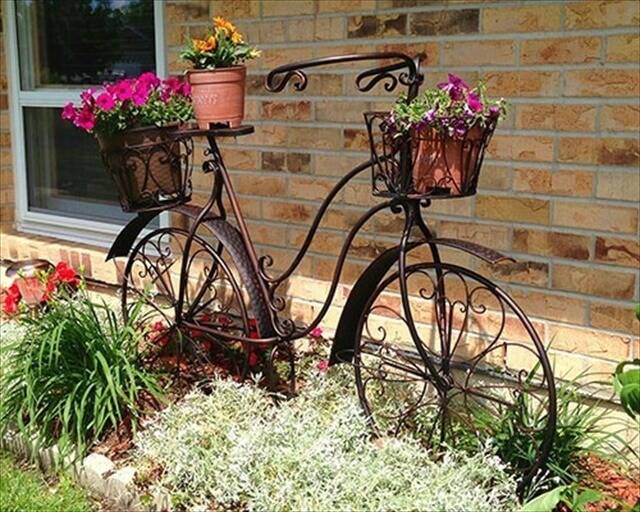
<box><xmin>5</xmin><ymin>0</ymin><xmax>167</xmax><ymax>247</ymax></box>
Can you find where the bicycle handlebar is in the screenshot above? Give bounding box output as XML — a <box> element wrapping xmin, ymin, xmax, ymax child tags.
<box><xmin>265</xmin><ymin>52</ymin><xmax>424</xmax><ymax>101</ymax></box>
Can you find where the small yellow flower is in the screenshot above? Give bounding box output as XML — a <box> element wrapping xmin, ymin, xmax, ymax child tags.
<box><xmin>231</xmin><ymin>31</ymin><xmax>244</xmax><ymax>44</ymax></box>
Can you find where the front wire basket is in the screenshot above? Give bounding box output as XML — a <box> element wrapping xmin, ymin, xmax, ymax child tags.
<box><xmin>100</xmin><ymin>128</ymin><xmax>194</xmax><ymax>213</ymax></box>
<box><xmin>364</xmin><ymin>111</ymin><xmax>497</xmax><ymax>199</ymax></box>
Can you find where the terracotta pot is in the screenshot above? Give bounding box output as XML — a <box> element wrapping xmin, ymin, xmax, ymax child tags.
<box><xmin>97</xmin><ymin>125</ymin><xmax>187</xmax><ymax>212</ymax></box>
<box><xmin>411</xmin><ymin>124</ymin><xmax>489</xmax><ymax>197</ymax></box>
<box><xmin>187</xmin><ymin>66</ymin><xmax>247</xmax><ymax>129</ymax></box>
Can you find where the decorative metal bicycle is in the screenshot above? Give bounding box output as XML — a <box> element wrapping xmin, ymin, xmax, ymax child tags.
<box><xmin>105</xmin><ymin>53</ymin><xmax>556</xmax><ymax>494</ymax></box>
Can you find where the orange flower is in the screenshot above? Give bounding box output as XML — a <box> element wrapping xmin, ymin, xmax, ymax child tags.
<box><xmin>213</xmin><ymin>16</ymin><xmax>236</xmax><ymax>36</ymax></box>
<box><xmin>193</xmin><ymin>35</ymin><xmax>216</xmax><ymax>53</ymax></box>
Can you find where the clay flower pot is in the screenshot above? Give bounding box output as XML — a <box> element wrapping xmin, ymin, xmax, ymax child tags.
<box><xmin>411</xmin><ymin>123</ymin><xmax>493</xmax><ymax>197</ymax></box>
<box><xmin>187</xmin><ymin>66</ymin><xmax>247</xmax><ymax>129</ymax></box>
<box><xmin>97</xmin><ymin>125</ymin><xmax>188</xmax><ymax>212</ymax></box>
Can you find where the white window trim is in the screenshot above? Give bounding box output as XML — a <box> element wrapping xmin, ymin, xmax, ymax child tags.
<box><xmin>4</xmin><ymin>0</ymin><xmax>168</xmax><ymax>248</ymax></box>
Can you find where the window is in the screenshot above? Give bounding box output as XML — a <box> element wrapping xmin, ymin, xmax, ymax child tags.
<box><xmin>7</xmin><ymin>0</ymin><xmax>165</xmax><ymax>242</ymax></box>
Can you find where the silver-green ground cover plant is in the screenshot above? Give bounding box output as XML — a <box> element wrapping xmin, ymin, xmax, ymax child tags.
<box><xmin>135</xmin><ymin>366</ymin><xmax>517</xmax><ymax>511</ymax></box>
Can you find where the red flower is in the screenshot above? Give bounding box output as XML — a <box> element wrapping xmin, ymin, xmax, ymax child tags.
<box><xmin>42</xmin><ymin>276</ymin><xmax>58</xmax><ymax>302</ymax></box>
<box><xmin>2</xmin><ymin>283</ymin><xmax>21</xmax><ymax>316</ymax></box>
<box><xmin>149</xmin><ymin>321</ymin><xmax>170</xmax><ymax>347</ymax></box>
<box><xmin>248</xmin><ymin>351</ymin><xmax>260</xmax><ymax>367</ymax></box>
<box><xmin>200</xmin><ymin>340</ymin><xmax>212</xmax><ymax>352</ymax></box>
<box><xmin>317</xmin><ymin>360</ymin><xmax>329</xmax><ymax>372</ymax></box>
<box><xmin>310</xmin><ymin>326</ymin><xmax>323</xmax><ymax>338</ymax></box>
<box><xmin>52</xmin><ymin>262</ymin><xmax>79</xmax><ymax>288</ymax></box>
<box><xmin>217</xmin><ymin>314</ymin><xmax>232</xmax><ymax>327</ymax></box>
<box><xmin>248</xmin><ymin>318</ymin><xmax>259</xmax><ymax>339</ymax></box>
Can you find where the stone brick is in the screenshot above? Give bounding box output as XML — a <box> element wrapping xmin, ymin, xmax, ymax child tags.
<box><xmin>590</xmin><ymin>303</ymin><xmax>640</xmax><ymax>335</ymax></box>
<box><xmin>343</xmin><ymin>128</ymin><xmax>369</xmax><ymax>151</ymax></box>
<box><xmin>552</xmin><ymin>264</ymin><xmax>636</xmax><ymax>300</ymax></box>
<box><xmin>261</xmin><ymin>101</ymin><xmax>312</xmax><ymax>121</ymax></box>
<box><xmin>476</xmin><ymin>195</ymin><xmax>550</xmax><ymax>225</ymax></box>
<box><xmin>209</xmin><ymin>0</ymin><xmax>260</xmax><ymax>18</ymax></box>
<box><xmin>348</xmin><ymin>14</ymin><xmax>406</xmax><ymax>38</ymax></box>
<box><xmin>441</xmin><ymin>40</ymin><xmax>515</xmax><ymax>66</ymax></box>
<box><xmin>263</xmin><ymin>0</ymin><xmax>314</xmax><ymax>16</ymax></box>
<box><xmin>596</xmin><ymin>172</ymin><xmax>640</xmax><ymax>202</ymax></box>
<box><xmin>410</xmin><ymin>9</ymin><xmax>479</xmax><ymax>36</ymax></box>
<box><xmin>483</xmin><ymin>71</ymin><xmax>561</xmax><ymax>97</ymax></box>
<box><xmin>262</xmin><ymin>201</ymin><xmax>313</xmax><ymax>224</ymax></box>
<box><xmin>166</xmin><ymin>1</ymin><xmax>209</xmax><ymax>23</ymax></box>
<box><xmin>484</xmin><ymin>260</ymin><xmax>549</xmax><ymax>287</ymax></box>
<box><xmin>565</xmin><ymin>1</ymin><xmax>640</xmax><ymax>29</ymax></box>
<box><xmin>482</xmin><ymin>4</ymin><xmax>562</xmax><ymax>33</ymax></box>
<box><xmin>318</xmin><ymin>0</ymin><xmax>375</xmax><ymax>12</ymax></box>
<box><xmin>286</xmin><ymin>153</ymin><xmax>311</xmax><ymax>173</ymax></box>
<box><xmin>509</xmin><ymin>289</ymin><xmax>587</xmax><ymax>325</ymax></box>
<box><xmin>316</xmin><ymin>100</ymin><xmax>370</xmax><ymax>123</ymax></box>
<box><xmin>595</xmin><ymin>236</ymin><xmax>640</xmax><ymax>267</ymax></box>
<box><xmin>486</xmin><ymin>135</ymin><xmax>554</xmax><ymax>162</ymax></box>
<box><xmin>548</xmin><ymin>325</ymin><xmax>632</xmax><ymax>360</ymax></box>
<box><xmin>553</xmin><ymin>202</ymin><xmax>638</xmax><ymax>234</ymax></box>
<box><xmin>263</xmin><ymin>47</ymin><xmax>314</xmax><ymax>69</ymax></box>
<box><xmin>315</xmin><ymin>154</ymin><xmax>366</xmax><ymax>177</ymax></box>
<box><xmin>601</xmin><ymin>105</ymin><xmax>640</xmax><ymax>132</ymax></box>
<box><xmin>288</xmin><ymin>127</ymin><xmax>342</xmax><ymax>150</ymax></box>
<box><xmin>477</xmin><ymin>164</ymin><xmax>511</xmax><ymax>191</ymax></box>
<box><xmin>235</xmin><ymin>174</ymin><xmax>287</xmax><ymax>196</ymax></box>
<box><xmin>558</xmin><ymin>137</ymin><xmax>640</xmax><ymax>167</ymax></box>
<box><xmin>437</xmin><ymin>220</ymin><xmax>510</xmax><ymax>250</ymax></box>
<box><xmin>513</xmin><ymin>229</ymin><xmax>591</xmax><ymax>260</ymax></box>
<box><xmin>288</xmin><ymin>176</ymin><xmax>337</xmax><ymax>201</ymax></box>
<box><xmin>375</xmin><ymin>42</ymin><xmax>439</xmax><ymax>66</ymax></box>
<box><xmin>607</xmin><ymin>34</ymin><xmax>640</xmax><ymax>63</ymax></box>
<box><xmin>261</xmin><ymin>151</ymin><xmax>285</xmax><ymax>172</ymax></box>
<box><xmin>516</xmin><ymin>104</ymin><xmax>596</xmax><ymax>132</ymax></box>
<box><xmin>521</xmin><ymin>37</ymin><xmax>601</xmax><ymax>65</ymax></box>
<box><xmin>513</xmin><ymin>168</ymin><xmax>593</xmax><ymax>197</ymax></box>
<box><xmin>564</xmin><ymin>70</ymin><xmax>640</xmax><ymax>97</ymax></box>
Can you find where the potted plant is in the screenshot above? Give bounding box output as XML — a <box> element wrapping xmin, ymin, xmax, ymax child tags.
<box><xmin>366</xmin><ymin>75</ymin><xmax>506</xmax><ymax>197</ymax></box>
<box><xmin>61</xmin><ymin>73</ymin><xmax>194</xmax><ymax>211</ymax></box>
<box><xmin>180</xmin><ymin>16</ymin><xmax>260</xmax><ymax>129</ymax></box>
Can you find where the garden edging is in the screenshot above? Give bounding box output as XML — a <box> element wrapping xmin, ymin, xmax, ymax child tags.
<box><xmin>1</xmin><ymin>430</ymin><xmax>171</xmax><ymax>511</ymax></box>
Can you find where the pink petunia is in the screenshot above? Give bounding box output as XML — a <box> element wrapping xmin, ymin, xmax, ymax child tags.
<box><xmin>80</xmin><ymin>88</ymin><xmax>96</xmax><ymax>106</ymax></box>
<box><xmin>467</xmin><ymin>92</ymin><xmax>484</xmax><ymax>113</ymax></box>
<box><xmin>74</xmin><ymin>108</ymin><xmax>96</xmax><ymax>131</ymax></box>
<box><xmin>113</xmin><ymin>80</ymin><xmax>133</xmax><ymax>101</ymax></box>
<box><xmin>310</xmin><ymin>326</ymin><xmax>323</xmax><ymax>338</ymax></box>
<box><xmin>132</xmin><ymin>89</ymin><xmax>149</xmax><ymax>107</ymax></box>
<box><xmin>96</xmin><ymin>92</ymin><xmax>116</xmax><ymax>111</ymax></box>
<box><xmin>61</xmin><ymin>102</ymin><xmax>77</xmax><ymax>121</ymax></box>
<box><xmin>138</xmin><ymin>72</ymin><xmax>160</xmax><ymax>89</ymax></box>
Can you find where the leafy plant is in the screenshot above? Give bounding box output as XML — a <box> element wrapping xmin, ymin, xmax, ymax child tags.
<box><xmin>521</xmin><ymin>484</ymin><xmax>601</xmax><ymax>512</ymax></box>
<box><xmin>389</xmin><ymin>74</ymin><xmax>507</xmax><ymax>138</ymax></box>
<box><xmin>135</xmin><ymin>367</ymin><xmax>517</xmax><ymax>511</ymax></box>
<box><xmin>180</xmin><ymin>16</ymin><xmax>260</xmax><ymax>69</ymax></box>
<box><xmin>0</xmin><ymin>290</ymin><xmax>163</xmax><ymax>457</ymax></box>
<box><xmin>614</xmin><ymin>360</ymin><xmax>640</xmax><ymax>419</ymax></box>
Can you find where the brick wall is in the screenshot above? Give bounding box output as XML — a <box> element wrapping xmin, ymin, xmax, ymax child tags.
<box><xmin>1</xmin><ymin>1</ymin><xmax>638</xmax><ymax>373</ymax></box>
<box><xmin>0</xmin><ymin>1</ymin><xmax>14</xmax><ymax>229</ymax></box>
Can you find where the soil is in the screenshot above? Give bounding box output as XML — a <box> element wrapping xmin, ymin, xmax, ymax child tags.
<box><xmin>580</xmin><ymin>455</ymin><xmax>640</xmax><ymax>512</ymax></box>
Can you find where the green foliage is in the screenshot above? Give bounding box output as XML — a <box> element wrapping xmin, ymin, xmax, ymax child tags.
<box><xmin>180</xmin><ymin>16</ymin><xmax>260</xmax><ymax>69</ymax></box>
<box><xmin>614</xmin><ymin>360</ymin><xmax>640</xmax><ymax>419</ymax></box>
<box><xmin>0</xmin><ymin>291</ymin><xmax>163</xmax><ymax>457</ymax></box>
<box><xmin>479</xmin><ymin>371</ymin><xmax>630</xmax><ymax>497</ymax></box>
<box><xmin>135</xmin><ymin>367</ymin><xmax>517</xmax><ymax>511</ymax></box>
<box><xmin>390</xmin><ymin>75</ymin><xmax>507</xmax><ymax>136</ymax></box>
<box><xmin>521</xmin><ymin>484</ymin><xmax>601</xmax><ymax>512</ymax></box>
<box><xmin>0</xmin><ymin>450</ymin><xmax>94</xmax><ymax>512</ymax></box>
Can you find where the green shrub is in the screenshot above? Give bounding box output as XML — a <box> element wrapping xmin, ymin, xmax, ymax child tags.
<box><xmin>0</xmin><ymin>291</ymin><xmax>162</xmax><ymax>457</ymax></box>
<box><xmin>135</xmin><ymin>367</ymin><xmax>517</xmax><ymax>511</ymax></box>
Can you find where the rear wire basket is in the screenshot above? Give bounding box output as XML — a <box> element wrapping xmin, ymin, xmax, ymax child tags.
<box><xmin>364</xmin><ymin>111</ymin><xmax>496</xmax><ymax>199</ymax></box>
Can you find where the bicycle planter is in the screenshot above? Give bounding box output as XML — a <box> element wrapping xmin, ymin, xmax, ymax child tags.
<box><xmin>106</xmin><ymin>53</ymin><xmax>556</xmax><ymax>496</ymax></box>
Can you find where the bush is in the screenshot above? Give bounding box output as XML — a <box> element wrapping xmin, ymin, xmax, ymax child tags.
<box><xmin>135</xmin><ymin>367</ymin><xmax>517</xmax><ymax>511</ymax></box>
<box><xmin>0</xmin><ymin>291</ymin><xmax>162</xmax><ymax>457</ymax></box>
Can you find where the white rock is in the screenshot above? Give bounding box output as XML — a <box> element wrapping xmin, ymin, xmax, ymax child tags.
<box><xmin>83</xmin><ymin>453</ymin><xmax>115</xmax><ymax>494</ymax></box>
